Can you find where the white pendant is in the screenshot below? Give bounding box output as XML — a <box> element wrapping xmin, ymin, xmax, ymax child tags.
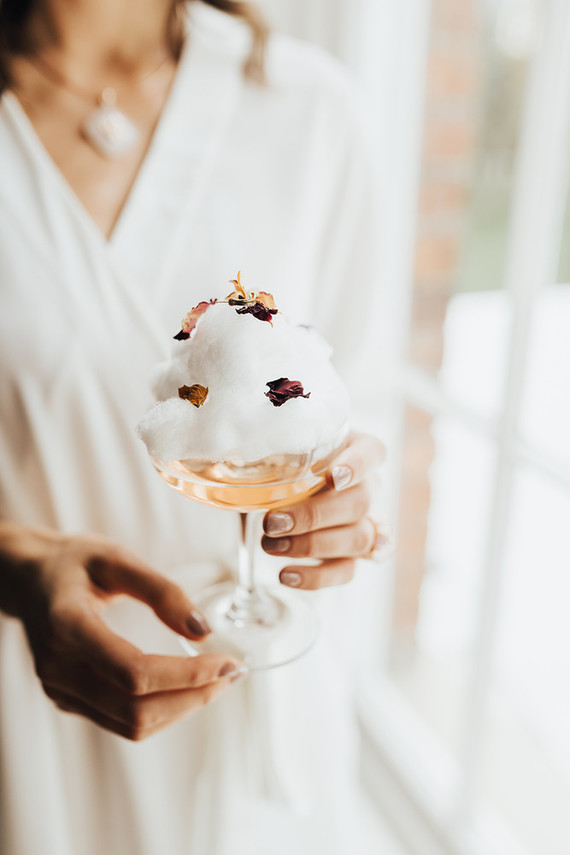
<box><xmin>81</xmin><ymin>104</ymin><xmax>140</xmax><ymax>159</ymax></box>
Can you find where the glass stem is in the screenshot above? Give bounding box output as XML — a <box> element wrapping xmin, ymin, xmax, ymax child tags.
<box><xmin>237</xmin><ymin>511</ymin><xmax>258</xmax><ymax>597</ymax></box>
<box><xmin>226</xmin><ymin>510</ymin><xmax>280</xmax><ymax>627</ymax></box>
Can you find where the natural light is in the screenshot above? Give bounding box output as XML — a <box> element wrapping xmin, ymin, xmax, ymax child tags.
<box><xmin>258</xmin><ymin>1</ymin><xmax>570</xmax><ymax>854</ymax></box>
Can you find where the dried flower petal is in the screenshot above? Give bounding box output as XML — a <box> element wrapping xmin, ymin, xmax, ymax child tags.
<box><xmin>256</xmin><ymin>291</ymin><xmax>276</xmax><ymax>310</ymax></box>
<box><xmin>174</xmin><ymin>300</ymin><xmax>216</xmax><ymax>340</ymax></box>
<box><xmin>224</xmin><ymin>273</ymin><xmax>278</xmax><ymax>317</ymax></box>
<box><xmin>178</xmin><ymin>384</ymin><xmax>209</xmax><ymax>407</ymax></box>
<box><xmin>236</xmin><ymin>301</ymin><xmax>278</xmax><ymax>324</ymax></box>
<box><xmin>230</xmin><ymin>270</ymin><xmax>243</xmax><ymax>292</ymax></box>
<box><xmin>265</xmin><ymin>378</ymin><xmax>310</xmax><ymax>407</ymax></box>
<box><xmin>226</xmin><ymin>270</ymin><xmax>254</xmax><ymax>302</ymax></box>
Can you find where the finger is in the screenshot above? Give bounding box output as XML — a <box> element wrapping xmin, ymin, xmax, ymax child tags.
<box><xmin>45</xmin><ymin>686</ymin><xmax>143</xmax><ymax>740</ymax></box>
<box><xmin>262</xmin><ymin>518</ymin><xmax>377</xmax><ymax>561</ymax></box>
<box><xmin>326</xmin><ymin>432</ymin><xmax>386</xmax><ymax>491</ymax></box>
<box><xmin>87</xmin><ymin>550</ymin><xmax>211</xmax><ymax>640</ymax></box>
<box><xmin>65</xmin><ymin>610</ymin><xmax>240</xmax><ymax>694</ymax></box>
<box><xmin>47</xmin><ymin>685</ymin><xmax>220</xmax><ymax>742</ymax></box>
<box><xmin>279</xmin><ymin>559</ymin><xmax>356</xmax><ymax>590</ymax></box>
<box><xmin>263</xmin><ymin>482</ymin><xmax>370</xmax><ymax>538</ymax></box>
<box><xmin>45</xmin><ymin>661</ymin><xmax>241</xmax><ymax>739</ymax></box>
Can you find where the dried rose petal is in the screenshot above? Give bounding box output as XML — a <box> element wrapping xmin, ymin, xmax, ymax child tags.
<box><xmin>256</xmin><ymin>291</ymin><xmax>276</xmax><ymax>310</ymax></box>
<box><xmin>265</xmin><ymin>378</ymin><xmax>311</xmax><ymax>407</ymax></box>
<box><xmin>178</xmin><ymin>384</ymin><xmax>209</xmax><ymax>408</ymax></box>
<box><xmin>174</xmin><ymin>300</ymin><xmax>216</xmax><ymax>340</ymax></box>
<box><xmin>236</xmin><ymin>301</ymin><xmax>278</xmax><ymax>324</ymax></box>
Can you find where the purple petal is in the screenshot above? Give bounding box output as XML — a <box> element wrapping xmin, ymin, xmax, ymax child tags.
<box><xmin>265</xmin><ymin>378</ymin><xmax>311</xmax><ymax>407</ymax></box>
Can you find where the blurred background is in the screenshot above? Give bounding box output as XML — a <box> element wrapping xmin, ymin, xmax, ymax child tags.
<box><xmin>255</xmin><ymin>1</ymin><xmax>570</xmax><ymax>854</ymax></box>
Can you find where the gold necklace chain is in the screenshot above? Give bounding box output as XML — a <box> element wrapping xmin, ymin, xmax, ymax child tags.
<box><xmin>22</xmin><ymin>50</ymin><xmax>175</xmax><ymax>159</ymax></box>
<box><xmin>27</xmin><ymin>51</ymin><xmax>172</xmax><ymax>105</ymax></box>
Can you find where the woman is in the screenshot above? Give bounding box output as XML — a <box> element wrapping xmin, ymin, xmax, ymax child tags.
<box><xmin>0</xmin><ymin>0</ymin><xmax>385</xmax><ymax>852</ymax></box>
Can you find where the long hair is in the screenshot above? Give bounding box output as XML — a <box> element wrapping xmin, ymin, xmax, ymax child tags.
<box><xmin>0</xmin><ymin>0</ymin><xmax>268</xmax><ymax>93</ymax></box>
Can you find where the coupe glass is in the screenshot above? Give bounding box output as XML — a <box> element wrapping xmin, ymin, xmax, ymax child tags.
<box><xmin>151</xmin><ymin>429</ymin><xmax>346</xmax><ymax>671</ymax></box>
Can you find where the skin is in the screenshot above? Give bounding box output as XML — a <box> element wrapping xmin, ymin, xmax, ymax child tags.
<box><xmin>8</xmin><ymin>0</ymin><xmax>182</xmax><ymax>238</ymax></box>
<box><xmin>0</xmin><ymin>521</ymin><xmax>242</xmax><ymax>741</ymax></box>
<box><xmin>1</xmin><ymin>0</ymin><xmax>387</xmax><ymax>740</ymax></box>
<box><xmin>262</xmin><ymin>432</ymin><xmax>386</xmax><ymax>587</ymax></box>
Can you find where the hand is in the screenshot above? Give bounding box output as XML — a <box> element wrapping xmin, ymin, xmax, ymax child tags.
<box><xmin>261</xmin><ymin>431</ymin><xmax>387</xmax><ymax>589</ymax></box>
<box><xmin>5</xmin><ymin>526</ymin><xmax>241</xmax><ymax>740</ymax></box>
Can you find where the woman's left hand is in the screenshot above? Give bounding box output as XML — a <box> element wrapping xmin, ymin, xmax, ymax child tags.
<box><xmin>262</xmin><ymin>432</ymin><xmax>387</xmax><ymax>589</ymax></box>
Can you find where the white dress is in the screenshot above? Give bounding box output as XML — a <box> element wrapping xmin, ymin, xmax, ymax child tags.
<box><xmin>0</xmin><ymin>4</ymin><xmax>381</xmax><ymax>854</ymax></box>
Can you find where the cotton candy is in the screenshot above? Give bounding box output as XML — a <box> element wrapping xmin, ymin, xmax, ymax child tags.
<box><xmin>136</xmin><ymin>300</ymin><xmax>349</xmax><ymax>463</ymax></box>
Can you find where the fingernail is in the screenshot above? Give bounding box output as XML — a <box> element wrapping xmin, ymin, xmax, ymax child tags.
<box><xmin>332</xmin><ymin>464</ymin><xmax>352</xmax><ymax>490</ymax></box>
<box><xmin>268</xmin><ymin>537</ymin><xmax>291</xmax><ymax>554</ymax></box>
<box><xmin>280</xmin><ymin>570</ymin><xmax>302</xmax><ymax>587</ymax></box>
<box><xmin>218</xmin><ymin>661</ymin><xmax>242</xmax><ymax>680</ymax></box>
<box><xmin>265</xmin><ymin>512</ymin><xmax>294</xmax><ymax>535</ymax></box>
<box><xmin>186</xmin><ymin>609</ymin><xmax>212</xmax><ymax>637</ymax></box>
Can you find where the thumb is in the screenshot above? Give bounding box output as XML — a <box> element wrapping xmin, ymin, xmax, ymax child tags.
<box><xmin>326</xmin><ymin>431</ymin><xmax>386</xmax><ymax>491</ymax></box>
<box><xmin>87</xmin><ymin>549</ymin><xmax>212</xmax><ymax>641</ymax></box>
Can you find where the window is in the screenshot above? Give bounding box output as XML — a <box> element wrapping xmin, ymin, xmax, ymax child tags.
<box><xmin>258</xmin><ymin>2</ymin><xmax>570</xmax><ymax>852</ymax></box>
<box><xmin>357</xmin><ymin>2</ymin><xmax>570</xmax><ymax>853</ymax></box>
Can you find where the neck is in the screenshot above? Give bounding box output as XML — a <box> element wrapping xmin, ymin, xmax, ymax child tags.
<box><xmin>22</xmin><ymin>0</ymin><xmax>182</xmax><ymax>77</ymax></box>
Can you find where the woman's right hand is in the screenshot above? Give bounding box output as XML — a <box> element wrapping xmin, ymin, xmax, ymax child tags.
<box><xmin>0</xmin><ymin>522</ymin><xmax>241</xmax><ymax>741</ymax></box>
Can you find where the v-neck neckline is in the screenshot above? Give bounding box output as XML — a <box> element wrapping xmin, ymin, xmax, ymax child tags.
<box><xmin>3</xmin><ymin>35</ymin><xmax>193</xmax><ymax>250</ymax></box>
<box><xmin>2</xmin><ymin>3</ymin><xmax>246</xmax><ymax>275</ymax></box>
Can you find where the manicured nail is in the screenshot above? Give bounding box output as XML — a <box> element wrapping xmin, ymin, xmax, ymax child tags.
<box><xmin>218</xmin><ymin>661</ymin><xmax>242</xmax><ymax>680</ymax></box>
<box><xmin>265</xmin><ymin>512</ymin><xmax>294</xmax><ymax>535</ymax></box>
<box><xmin>186</xmin><ymin>609</ymin><xmax>211</xmax><ymax>637</ymax></box>
<box><xmin>332</xmin><ymin>464</ymin><xmax>352</xmax><ymax>491</ymax></box>
<box><xmin>280</xmin><ymin>570</ymin><xmax>302</xmax><ymax>587</ymax></box>
<box><xmin>269</xmin><ymin>537</ymin><xmax>291</xmax><ymax>554</ymax></box>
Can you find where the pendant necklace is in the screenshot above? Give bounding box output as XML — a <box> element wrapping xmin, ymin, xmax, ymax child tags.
<box><xmin>27</xmin><ymin>53</ymin><xmax>171</xmax><ymax>159</ymax></box>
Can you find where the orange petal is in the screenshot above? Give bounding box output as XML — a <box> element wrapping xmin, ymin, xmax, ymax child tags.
<box><xmin>255</xmin><ymin>291</ymin><xmax>276</xmax><ymax>310</ymax></box>
<box><xmin>178</xmin><ymin>384</ymin><xmax>209</xmax><ymax>408</ymax></box>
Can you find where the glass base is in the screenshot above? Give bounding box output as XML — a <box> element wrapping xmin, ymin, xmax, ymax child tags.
<box><xmin>178</xmin><ymin>581</ymin><xmax>319</xmax><ymax>671</ymax></box>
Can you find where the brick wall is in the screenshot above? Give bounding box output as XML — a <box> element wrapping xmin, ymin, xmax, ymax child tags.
<box><xmin>391</xmin><ymin>0</ymin><xmax>482</xmax><ymax>653</ymax></box>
